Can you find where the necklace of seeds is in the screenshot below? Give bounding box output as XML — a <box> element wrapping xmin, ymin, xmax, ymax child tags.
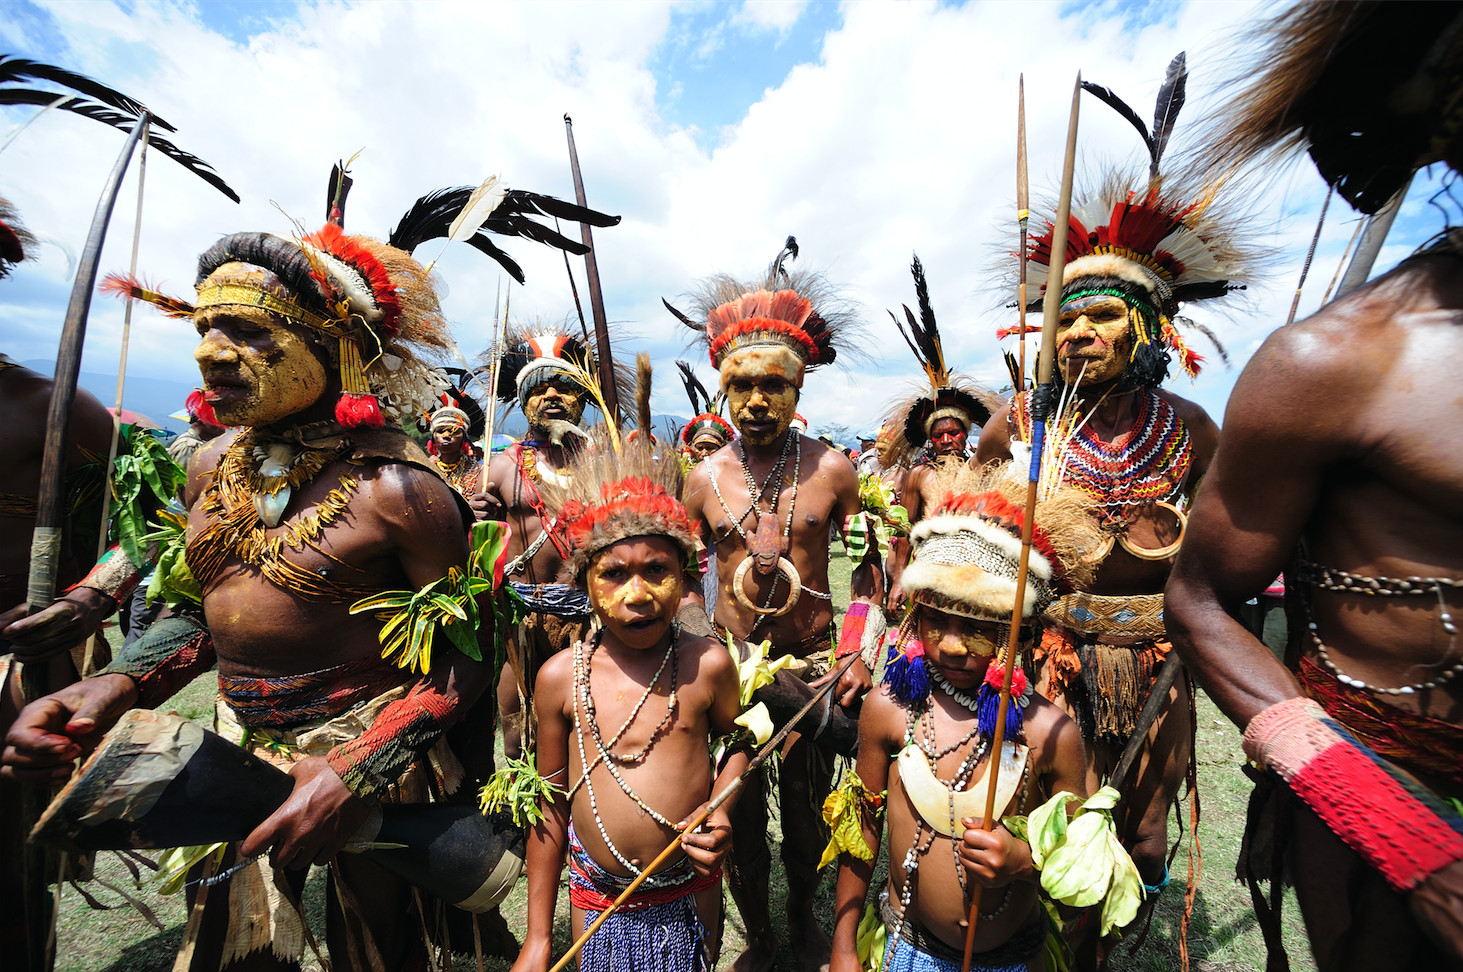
<box><xmin>583</xmin><ymin>625</ymin><xmax>680</xmax><ymax>766</ymax></box>
<box><xmin>570</xmin><ymin>628</ymin><xmax>683</xmax><ymax>884</ymax></box>
<box><xmin>709</xmin><ymin>428</ymin><xmax>795</xmax><ymax>541</ymax></box>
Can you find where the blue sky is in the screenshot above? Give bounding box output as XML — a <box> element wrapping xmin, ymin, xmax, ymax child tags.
<box><xmin>2</xmin><ymin>0</ymin><xmax>1450</xmax><ymax>436</ymax></box>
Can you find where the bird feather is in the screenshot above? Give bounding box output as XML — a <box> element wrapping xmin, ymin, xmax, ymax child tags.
<box><xmin>447</xmin><ymin>175</ymin><xmax>508</xmax><ymax>243</ymax></box>
<box><xmin>1080</xmin><ymin>81</ymin><xmax>1154</xmax><ymax>161</ymax></box>
<box><xmin>1149</xmin><ymin>52</ymin><xmax>1188</xmax><ymax>176</ymax></box>
<box><xmin>0</xmin><ymin>54</ymin><xmax>175</xmax><ymax>130</ymax></box>
<box><xmin>635</xmin><ymin>352</ymin><xmax>653</xmax><ymax>437</ymax></box>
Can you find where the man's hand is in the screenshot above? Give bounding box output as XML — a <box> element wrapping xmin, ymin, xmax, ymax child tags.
<box><xmin>677</xmin><ymin>804</ymin><xmax>733</xmax><ymax>878</ymax></box>
<box><xmin>466</xmin><ymin>490</ymin><xmax>501</xmax><ymax>523</ymax></box>
<box><xmin>239</xmin><ymin>756</ymin><xmax>370</xmax><ymax>870</ymax></box>
<box><xmin>1</xmin><ymin>673</ymin><xmax>139</xmax><ymax>782</ymax></box>
<box><xmin>0</xmin><ymin>588</ymin><xmax>115</xmax><ymax>660</ymax></box>
<box><xmin>885</xmin><ymin>582</ymin><xmax>906</xmax><ymax>615</ymax></box>
<box><xmin>812</xmin><ymin>657</ymin><xmax>872</xmax><ymax>708</ymax></box>
<box><xmin>1411</xmin><ymin>859</ymin><xmax>1463</xmax><ymax>960</ymax></box>
<box><xmin>958</xmin><ymin>820</ymin><xmax>1035</xmax><ymax>887</ymax></box>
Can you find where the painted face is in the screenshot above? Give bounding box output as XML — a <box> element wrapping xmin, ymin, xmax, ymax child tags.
<box><xmin>875</xmin><ymin>429</ymin><xmax>899</xmax><ymax>467</ymax></box>
<box><xmin>690</xmin><ymin>437</ymin><xmax>722</xmax><ymax>460</ymax></box>
<box><xmin>927</xmin><ymin>417</ymin><xmax>968</xmax><ymax>457</ymax></box>
<box><xmin>1055</xmin><ymin>294</ymin><xmax>1137</xmax><ymax>387</ymax></box>
<box><xmin>723</xmin><ymin>355</ymin><xmax>800</xmax><ymax>447</ymax></box>
<box><xmin>194</xmin><ymin>308</ymin><xmax>330</xmax><ymax>428</ymax></box>
<box><xmin>916</xmin><ymin>606</ymin><xmax>1001</xmax><ymax>690</ymax></box>
<box><xmin>586</xmin><ymin>536</ymin><xmax>686</xmax><ymax>652</ymax></box>
<box><xmin>522</xmin><ymin>376</ymin><xmax>586</xmax><ymax>430</ymax></box>
<box><xmin>433</xmin><ymin>424</ymin><xmax>466</xmax><ymax>456</ymax></box>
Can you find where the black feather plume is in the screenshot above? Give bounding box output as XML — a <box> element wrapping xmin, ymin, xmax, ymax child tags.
<box><xmin>1081</xmin><ymin>81</ymin><xmax>1154</xmax><ymax>162</ymax></box>
<box><xmin>326</xmin><ymin>161</ymin><xmax>353</xmax><ymax>226</ymax></box>
<box><xmin>772</xmin><ymin>235</ymin><xmax>799</xmax><ymax>282</ymax></box>
<box><xmin>387</xmin><ymin>185</ymin><xmax>616</xmax><ymax>282</ymax></box>
<box><xmin>676</xmin><ymin>360</ymin><xmax>711</xmax><ymax>415</ymax></box>
<box><xmin>0</xmin><ymin>87</ymin><xmax>238</xmax><ymax>202</ymax></box>
<box><xmin>663</xmin><ymin>298</ymin><xmax>702</xmax><ymax>332</ymax></box>
<box><xmin>889</xmin><ymin>255</ymin><xmax>948</xmax><ymax>389</ymax></box>
<box><xmin>1149</xmin><ymin>52</ymin><xmax>1188</xmax><ymax>177</ymax></box>
<box><xmin>0</xmin><ymin>54</ymin><xmax>174</xmax><ymax>130</ymax></box>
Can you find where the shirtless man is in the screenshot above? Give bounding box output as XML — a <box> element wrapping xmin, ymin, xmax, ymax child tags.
<box><xmin>976</xmin><ymin>83</ymin><xmax>1255</xmax><ymax>913</ymax></box>
<box><xmin>3</xmin><ymin>225</ymin><xmax>495</xmax><ymax>970</ymax></box>
<box><xmin>1168</xmin><ymin>5</ymin><xmax>1463</xmax><ymax>967</ymax></box>
<box><xmin>481</xmin><ymin>327</ymin><xmax>595</xmax><ymax>759</ymax></box>
<box><xmin>676</xmin><ymin>269</ymin><xmax>882</xmax><ymax>971</ymax></box>
<box><xmin>427</xmin><ymin>405</ymin><xmax>484</xmax><ymax>499</ymax></box>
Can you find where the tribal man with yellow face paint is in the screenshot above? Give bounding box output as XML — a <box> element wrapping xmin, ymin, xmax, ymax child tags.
<box><xmin>672</xmin><ymin>249</ymin><xmax>885</xmax><ymax>972</ymax></box>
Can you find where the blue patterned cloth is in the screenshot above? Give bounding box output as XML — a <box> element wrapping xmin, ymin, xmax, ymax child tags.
<box><xmin>882</xmin><ymin>936</ymin><xmax>1028</xmax><ymax>972</ymax></box>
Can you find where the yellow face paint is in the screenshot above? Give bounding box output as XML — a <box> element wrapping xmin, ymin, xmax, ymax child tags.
<box><xmin>194</xmin><ymin>308</ymin><xmax>329</xmax><ymax>427</ymax></box>
<box><xmin>916</xmin><ymin>606</ymin><xmax>1001</xmax><ymax>690</ymax></box>
<box><xmin>523</xmin><ymin>378</ymin><xmax>587</xmax><ymax>430</ymax></box>
<box><xmin>1055</xmin><ymin>294</ymin><xmax>1137</xmax><ymax>386</ymax></box>
<box><xmin>722</xmin><ymin>356</ymin><xmax>800</xmax><ymax>447</ymax></box>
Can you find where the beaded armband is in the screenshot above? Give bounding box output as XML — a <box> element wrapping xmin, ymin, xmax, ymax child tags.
<box><xmin>835</xmin><ymin>601</ymin><xmax>888</xmax><ymax>667</ymax></box>
<box><xmin>1243</xmin><ymin>696</ymin><xmax>1463</xmax><ymax>892</ymax></box>
<box><xmin>1003</xmin><ymin>786</ymin><xmax>1143</xmax><ymax>937</ymax></box>
<box><xmin>99</xmin><ymin>609</ymin><xmax>216</xmax><ymax>710</ymax></box>
<box><xmin>819</xmin><ymin>768</ymin><xmax>886</xmax><ymax>869</ymax></box>
<box><xmin>325</xmin><ymin>680</ymin><xmax>457</xmax><ymax>801</ymax></box>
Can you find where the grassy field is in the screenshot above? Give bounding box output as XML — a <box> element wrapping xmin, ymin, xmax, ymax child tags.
<box><xmin>48</xmin><ymin>551</ymin><xmax>1315</xmax><ymax>971</ymax></box>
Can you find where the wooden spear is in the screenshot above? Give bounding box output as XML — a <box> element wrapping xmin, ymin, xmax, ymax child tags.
<box><xmin>547</xmin><ymin>650</ymin><xmax>864</xmax><ymax>972</ymax></box>
<box><xmin>1015</xmin><ymin>75</ymin><xmax>1030</xmax><ymax>397</ymax></box>
<box><xmin>960</xmin><ymin>74</ymin><xmax>1081</xmax><ymax>972</ymax></box>
<box><xmin>478</xmin><ymin>285</ymin><xmax>509</xmax><ymax>493</ymax></box>
<box><xmin>563</xmin><ymin>114</ymin><xmax>620</xmax><ymax>424</ymax></box>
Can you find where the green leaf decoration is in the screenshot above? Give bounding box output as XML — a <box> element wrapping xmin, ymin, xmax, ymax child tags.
<box><xmin>818</xmin><ymin>768</ymin><xmax>884</xmax><ymax>870</ymax></box>
<box><xmin>478</xmin><ymin>756</ymin><xmax>564</xmax><ymax>828</ymax></box>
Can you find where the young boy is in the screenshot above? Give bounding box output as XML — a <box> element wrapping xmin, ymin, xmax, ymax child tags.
<box><xmin>511</xmin><ymin>439</ymin><xmax>749</xmax><ymax>972</ymax></box>
<box><xmin>830</xmin><ymin>470</ymin><xmax>1105</xmax><ymax>972</ymax></box>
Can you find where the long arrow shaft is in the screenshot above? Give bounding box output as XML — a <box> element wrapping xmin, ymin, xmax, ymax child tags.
<box><xmin>563</xmin><ymin>114</ymin><xmax>619</xmax><ymax>423</ymax></box>
<box><xmin>962</xmin><ymin>74</ymin><xmax>1080</xmax><ymax>972</ymax></box>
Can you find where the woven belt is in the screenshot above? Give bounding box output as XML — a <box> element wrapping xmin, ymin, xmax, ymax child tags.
<box><xmin>1044</xmin><ymin>591</ymin><xmax>1166</xmax><ymax>638</ymax></box>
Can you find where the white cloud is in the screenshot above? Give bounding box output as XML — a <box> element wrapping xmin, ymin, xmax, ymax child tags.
<box><xmin>734</xmin><ymin>0</ymin><xmax>807</xmax><ymax>34</ymax></box>
<box><xmin>1</xmin><ymin>0</ymin><xmax>1373</xmax><ymax>439</ymax></box>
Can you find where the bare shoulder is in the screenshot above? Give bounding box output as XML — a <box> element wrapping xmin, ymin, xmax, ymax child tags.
<box><xmin>1154</xmin><ymin>389</ymin><xmax>1213</xmax><ymax>431</ymax></box>
<box><xmin>364</xmin><ymin>459</ymin><xmax>466</xmax><ymax>536</ymax></box>
<box><xmin>183</xmin><ymin>429</ymin><xmax>238</xmax><ymax>507</ymax></box>
<box><xmin>860</xmin><ymin>686</ymin><xmax>910</xmax><ymax>754</ymax></box>
<box><xmin>975</xmin><ymin>401</ymin><xmax>1014</xmax><ymax>463</ymax></box>
<box><xmin>680</xmin><ymin>631</ymin><xmax>734</xmax><ymax>677</ymax></box>
<box><xmin>1021</xmin><ymin>695</ymin><xmax>1082</xmax><ymax>768</ymax></box>
<box><xmin>535</xmin><ymin>642</ymin><xmax>575</xmax><ymax>715</ymax></box>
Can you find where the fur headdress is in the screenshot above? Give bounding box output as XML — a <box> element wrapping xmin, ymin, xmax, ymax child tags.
<box><xmin>1195</xmin><ymin>2</ymin><xmax>1463</xmax><ymax>215</ymax></box>
<box><xmin>0</xmin><ymin>196</ymin><xmax>36</xmax><ymax>278</ymax></box>
<box><xmin>552</xmin><ymin>430</ymin><xmax>699</xmax><ymax>581</ymax></box>
<box><xmin>883</xmin><ymin>255</ymin><xmax>1002</xmax><ymax>464</ymax></box>
<box><xmin>665</xmin><ymin>237</ymin><xmax>862</xmax><ymax>387</ymax></box>
<box><xmin>1003</xmin><ymin>54</ymin><xmax>1260</xmax><ymax>383</ymax></box>
<box><xmin>676</xmin><ymin>360</ymin><xmax>734</xmax><ymax>451</ymax></box>
<box><xmin>883</xmin><ymin>462</ymin><xmax>1103</xmax><ymax>718</ymax></box>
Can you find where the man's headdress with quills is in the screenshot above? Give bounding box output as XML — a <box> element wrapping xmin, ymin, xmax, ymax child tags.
<box><xmin>104</xmin><ymin>163</ymin><xmax>617</xmax><ymax>429</ymax></box>
<box><xmin>1002</xmin><ymin>54</ymin><xmax>1261</xmax><ymax>386</ymax></box>
<box><xmin>883</xmin><ymin>255</ymin><xmax>1002</xmax><ymax>465</ymax></box>
<box><xmin>664</xmin><ymin>236</ymin><xmax>862</xmax><ymax>387</ymax></box>
<box><xmin>675</xmin><ymin>360</ymin><xmax>733</xmax><ymax>452</ymax></box>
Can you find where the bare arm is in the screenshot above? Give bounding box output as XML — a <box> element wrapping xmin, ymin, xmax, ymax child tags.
<box><xmin>830</xmin><ymin>689</ymin><xmax>898</xmax><ymax>972</ymax></box>
<box><xmin>975</xmin><ymin>401</ymin><xmax>1015</xmax><ymax>466</ymax></box>
<box><xmin>679</xmin><ymin>641</ymin><xmax>749</xmax><ymax>875</ymax></box>
<box><xmin>512</xmin><ymin>649</ymin><xmax>572</xmax><ymax>972</ymax></box>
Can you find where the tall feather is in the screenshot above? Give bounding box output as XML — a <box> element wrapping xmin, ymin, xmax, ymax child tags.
<box><xmin>1149</xmin><ymin>52</ymin><xmax>1188</xmax><ymax>178</ymax></box>
<box><xmin>1081</xmin><ymin>81</ymin><xmax>1154</xmax><ymax>162</ymax></box>
<box><xmin>635</xmin><ymin>352</ymin><xmax>654</xmax><ymax>436</ymax></box>
<box><xmin>326</xmin><ymin>151</ymin><xmax>362</xmax><ymax>226</ymax></box>
<box><xmin>676</xmin><ymin>360</ymin><xmax>708</xmax><ymax>414</ymax></box>
<box><xmin>447</xmin><ymin>175</ymin><xmax>508</xmax><ymax>242</ymax></box>
<box><xmin>663</xmin><ymin>298</ymin><xmax>702</xmax><ymax>333</ymax></box>
<box><xmin>772</xmin><ymin>235</ymin><xmax>799</xmax><ymax>282</ymax></box>
<box><xmin>889</xmin><ymin>254</ymin><xmax>948</xmax><ymax>389</ymax></box>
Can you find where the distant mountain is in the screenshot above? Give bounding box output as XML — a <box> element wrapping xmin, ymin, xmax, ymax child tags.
<box><xmin>24</xmin><ymin>360</ymin><xmax>197</xmax><ymax>433</ymax></box>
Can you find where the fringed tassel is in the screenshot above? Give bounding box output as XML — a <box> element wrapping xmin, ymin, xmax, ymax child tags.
<box><xmin>185</xmin><ymin>388</ymin><xmax>227</xmax><ymax>429</ymax></box>
<box><xmin>975</xmin><ymin>665</ymin><xmax>1027</xmax><ymax>741</ymax></box>
<box><xmin>336</xmin><ymin>337</ymin><xmax>385</xmax><ymax>429</ymax></box>
<box><xmin>883</xmin><ymin>638</ymin><xmax>929</xmax><ymax>707</ymax></box>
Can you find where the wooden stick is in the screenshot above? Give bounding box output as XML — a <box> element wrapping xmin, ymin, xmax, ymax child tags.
<box><xmin>563</xmin><ymin>114</ymin><xmax>619</xmax><ymax>423</ymax></box>
<box><xmin>1015</xmin><ymin>75</ymin><xmax>1029</xmax><ymax>397</ymax></box>
<box><xmin>961</xmin><ymin>73</ymin><xmax>1081</xmax><ymax>972</ymax></box>
<box><xmin>478</xmin><ymin>285</ymin><xmax>509</xmax><ymax>493</ymax></box>
<box><xmin>548</xmin><ymin>651</ymin><xmax>863</xmax><ymax>972</ymax></box>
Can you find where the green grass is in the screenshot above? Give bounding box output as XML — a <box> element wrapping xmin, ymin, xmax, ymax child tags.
<box><xmin>51</xmin><ymin>558</ymin><xmax>1314</xmax><ymax>971</ymax></box>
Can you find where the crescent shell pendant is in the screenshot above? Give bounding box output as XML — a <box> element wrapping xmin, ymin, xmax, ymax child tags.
<box><xmin>1116</xmin><ymin>500</ymin><xmax>1187</xmax><ymax>561</ymax></box>
<box><xmin>895</xmin><ymin>741</ymin><xmax>1029</xmax><ymax>838</ymax></box>
<box><xmin>732</xmin><ymin>555</ymin><xmax>802</xmax><ymax>617</ymax></box>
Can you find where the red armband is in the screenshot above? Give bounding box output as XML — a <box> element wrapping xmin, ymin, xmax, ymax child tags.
<box><xmin>66</xmin><ymin>543</ymin><xmax>143</xmax><ymax>612</ymax></box>
<box><xmin>325</xmin><ymin>681</ymin><xmax>460</xmax><ymax>801</ymax></box>
<box><xmin>835</xmin><ymin>602</ymin><xmax>870</xmax><ymax>659</ymax></box>
<box><xmin>1243</xmin><ymin>697</ymin><xmax>1463</xmax><ymax>892</ymax></box>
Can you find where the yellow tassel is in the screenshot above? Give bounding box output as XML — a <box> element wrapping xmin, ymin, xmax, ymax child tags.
<box><xmin>338</xmin><ymin>337</ymin><xmax>370</xmax><ymax>394</ymax></box>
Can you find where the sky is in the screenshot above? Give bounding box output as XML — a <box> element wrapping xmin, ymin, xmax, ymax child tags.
<box><xmin>2</xmin><ymin>0</ymin><xmax>1454</xmax><ymax>441</ymax></box>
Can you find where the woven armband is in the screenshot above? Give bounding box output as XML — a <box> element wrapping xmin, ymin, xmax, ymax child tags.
<box><xmin>835</xmin><ymin>602</ymin><xmax>870</xmax><ymax>659</ymax></box>
<box><xmin>67</xmin><ymin>543</ymin><xmax>144</xmax><ymax>612</ymax></box>
<box><xmin>326</xmin><ymin>681</ymin><xmax>458</xmax><ymax>801</ymax></box>
<box><xmin>1243</xmin><ymin>697</ymin><xmax>1463</xmax><ymax>892</ymax></box>
<box><xmin>99</xmin><ymin>610</ymin><xmax>216</xmax><ymax>710</ymax></box>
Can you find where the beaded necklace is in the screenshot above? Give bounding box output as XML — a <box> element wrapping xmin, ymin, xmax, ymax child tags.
<box><xmin>186</xmin><ymin>431</ymin><xmax>375</xmax><ymax>602</ymax></box>
<box><xmin>893</xmin><ymin>699</ymin><xmax>1018</xmax><ymax>941</ymax></box>
<box><xmin>518</xmin><ymin>440</ymin><xmax>571</xmax><ymax>489</ymax></box>
<box><xmin>570</xmin><ymin>625</ymin><xmax>685</xmax><ymax>885</ymax></box>
<box><xmin>1295</xmin><ymin>557</ymin><xmax>1462</xmax><ymax>695</ymax></box>
<box><xmin>1022</xmin><ymin>388</ymin><xmax>1191</xmax><ymax>526</ymax></box>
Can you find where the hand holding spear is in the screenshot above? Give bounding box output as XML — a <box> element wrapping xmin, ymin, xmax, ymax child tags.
<box><xmin>960</xmin><ymin>73</ymin><xmax>1081</xmax><ymax>972</ymax></box>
